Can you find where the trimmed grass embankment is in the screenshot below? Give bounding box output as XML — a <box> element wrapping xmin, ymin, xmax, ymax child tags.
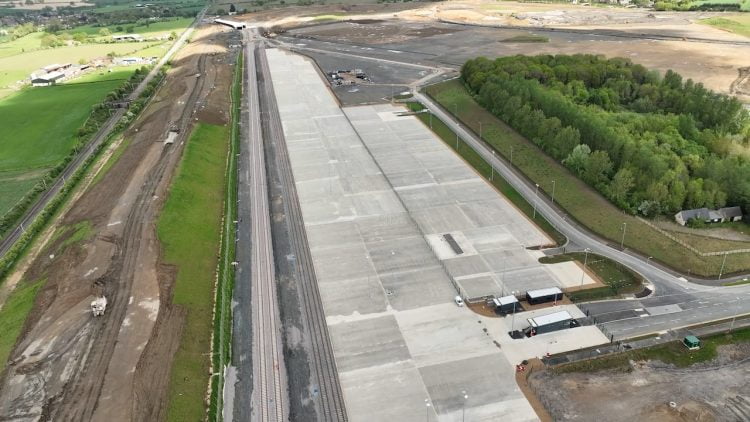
<box><xmin>159</xmin><ymin>123</ymin><xmax>230</xmax><ymax>421</ymax></box>
<box><xmin>424</xmin><ymin>80</ymin><xmax>750</xmax><ymax>277</ymax></box>
<box><xmin>701</xmin><ymin>15</ymin><xmax>750</xmax><ymax>37</ymax></box>
<box><xmin>553</xmin><ymin>325</ymin><xmax>750</xmax><ymax>374</ymax></box>
<box><xmin>0</xmin><ymin>279</ymin><xmax>43</xmax><ymax>369</ymax></box>
<box><xmin>406</xmin><ymin>102</ymin><xmax>566</xmax><ymax>246</ymax></box>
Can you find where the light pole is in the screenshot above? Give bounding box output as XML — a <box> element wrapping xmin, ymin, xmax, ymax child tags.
<box><xmin>533</xmin><ymin>183</ymin><xmax>540</xmax><ymax>219</ymax></box>
<box><xmin>580</xmin><ymin>248</ymin><xmax>590</xmax><ymax>287</ymax></box>
<box><xmin>429</xmin><ymin>109</ymin><xmax>433</xmax><ymax>129</ymax></box>
<box><xmin>462</xmin><ymin>390</ymin><xmax>469</xmax><ymax>422</ymax></box>
<box><xmin>718</xmin><ymin>252</ymin><xmax>728</xmax><ymax>280</ymax></box>
<box><xmin>478</xmin><ymin>121</ymin><xmax>482</xmax><ymax>139</ymax></box>
<box><xmin>551</xmin><ymin>180</ymin><xmax>556</xmax><ymax>205</ymax></box>
<box><xmin>425</xmin><ymin>399</ymin><xmax>431</xmax><ymax>422</ymax></box>
<box><xmin>510</xmin><ymin>146</ymin><xmax>514</xmax><ymax>166</ymax></box>
<box><xmin>620</xmin><ymin>222</ymin><xmax>627</xmax><ymax>250</ymax></box>
<box><xmin>646</xmin><ymin>256</ymin><xmax>653</xmax><ymax>266</ymax></box>
<box><xmin>511</xmin><ymin>291</ymin><xmax>517</xmax><ymax>331</ymax></box>
<box><xmin>491</xmin><ymin>150</ymin><xmax>495</xmax><ymax>181</ymax></box>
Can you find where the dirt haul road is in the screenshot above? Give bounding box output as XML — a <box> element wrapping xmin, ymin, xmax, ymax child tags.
<box><xmin>0</xmin><ymin>25</ymin><xmax>235</xmax><ymax>422</ymax></box>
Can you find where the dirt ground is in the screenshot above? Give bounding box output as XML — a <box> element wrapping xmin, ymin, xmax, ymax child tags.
<box><xmin>529</xmin><ymin>343</ymin><xmax>750</xmax><ymax>421</ymax></box>
<box><xmin>247</xmin><ymin>0</ymin><xmax>750</xmax><ymax>100</ymax></box>
<box><xmin>0</xmin><ymin>24</ymin><xmax>235</xmax><ymax>421</ymax></box>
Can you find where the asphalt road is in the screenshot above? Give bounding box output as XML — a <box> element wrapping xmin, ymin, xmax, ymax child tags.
<box><xmin>0</xmin><ymin>8</ymin><xmax>205</xmax><ymax>260</ymax></box>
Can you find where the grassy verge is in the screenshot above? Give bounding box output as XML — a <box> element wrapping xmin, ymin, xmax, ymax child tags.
<box><xmin>207</xmin><ymin>50</ymin><xmax>242</xmax><ymax>422</ymax></box>
<box><xmin>424</xmin><ymin>80</ymin><xmax>750</xmax><ymax>277</ymax></box>
<box><xmin>724</xmin><ymin>278</ymin><xmax>750</xmax><ymax>286</ymax></box>
<box><xmin>160</xmin><ymin>123</ymin><xmax>230</xmax><ymax>421</ymax></box>
<box><xmin>500</xmin><ymin>34</ymin><xmax>549</xmax><ymax>43</ymax></box>
<box><xmin>0</xmin><ymin>279</ymin><xmax>43</xmax><ymax>370</ymax></box>
<box><xmin>406</xmin><ymin>102</ymin><xmax>565</xmax><ymax>246</ymax></box>
<box><xmin>540</xmin><ymin>252</ymin><xmax>645</xmax><ymax>301</ymax></box>
<box><xmin>701</xmin><ymin>15</ymin><xmax>750</xmax><ymax>38</ymax></box>
<box><xmin>553</xmin><ymin>326</ymin><xmax>750</xmax><ymax>374</ymax></box>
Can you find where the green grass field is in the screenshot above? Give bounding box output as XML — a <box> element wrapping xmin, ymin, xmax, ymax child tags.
<box><xmin>0</xmin><ymin>40</ymin><xmax>158</xmax><ymax>90</ymax></box>
<box><xmin>0</xmin><ymin>279</ymin><xmax>43</xmax><ymax>371</ymax></box>
<box><xmin>74</xmin><ymin>17</ymin><xmax>193</xmax><ymax>38</ymax></box>
<box><xmin>701</xmin><ymin>14</ymin><xmax>750</xmax><ymax>37</ymax></box>
<box><xmin>0</xmin><ymin>70</ymin><xmax>131</xmax><ymax>217</ymax></box>
<box><xmin>158</xmin><ymin>123</ymin><xmax>229</xmax><ymax>422</ymax></box>
<box><xmin>424</xmin><ymin>80</ymin><xmax>750</xmax><ymax>277</ymax></box>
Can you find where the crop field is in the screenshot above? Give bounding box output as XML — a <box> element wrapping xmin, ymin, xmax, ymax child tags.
<box><xmin>157</xmin><ymin>123</ymin><xmax>229</xmax><ymax>422</ymax></box>
<box><xmin>424</xmin><ymin>80</ymin><xmax>750</xmax><ymax>276</ymax></box>
<box><xmin>0</xmin><ymin>70</ymin><xmax>131</xmax><ymax>217</ymax></box>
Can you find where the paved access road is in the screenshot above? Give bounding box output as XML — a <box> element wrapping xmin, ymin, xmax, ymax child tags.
<box><xmin>0</xmin><ymin>7</ymin><xmax>206</xmax><ymax>260</ymax></box>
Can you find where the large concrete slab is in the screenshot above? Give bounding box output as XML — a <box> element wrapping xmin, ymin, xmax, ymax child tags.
<box><xmin>266</xmin><ymin>48</ymin><xmax>553</xmax><ymax>422</ymax></box>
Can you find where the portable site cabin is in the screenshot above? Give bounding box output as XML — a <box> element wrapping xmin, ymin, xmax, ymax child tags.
<box><xmin>493</xmin><ymin>295</ymin><xmax>520</xmax><ymax>313</ymax></box>
<box><xmin>526</xmin><ymin>310</ymin><xmax>573</xmax><ymax>335</ymax></box>
<box><xmin>683</xmin><ymin>335</ymin><xmax>700</xmax><ymax>350</ymax></box>
<box><xmin>526</xmin><ymin>287</ymin><xmax>563</xmax><ymax>305</ymax></box>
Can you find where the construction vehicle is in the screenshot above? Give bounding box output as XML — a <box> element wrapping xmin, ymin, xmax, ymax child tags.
<box><xmin>91</xmin><ymin>296</ymin><xmax>107</xmax><ymax>317</ymax></box>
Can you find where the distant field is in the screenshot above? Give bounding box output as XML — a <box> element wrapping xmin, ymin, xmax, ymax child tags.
<box><xmin>425</xmin><ymin>80</ymin><xmax>750</xmax><ymax>276</ymax></box>
<box><xmin>159</xmin><ymin>123</ymin><xmax>229</xmax><ymax>422</ymax></box>
<box><xmin>73</xmin><ymin>17</ymin><xmax>193</xmax><ymax>38</ymax></box>
<box><xmin>701</xmin><ymin>14</ymin><xmax>750</xmax><ymax>38</ymax></box>
<box><xmin>0</xmin><ymin>70</ymin><xmax>131</xmax><ymax>217</ymax></box>
<box><xmin>0</xmin><ymin>40</ymin><xmax>158</xmax><ymax>89</ymax></box>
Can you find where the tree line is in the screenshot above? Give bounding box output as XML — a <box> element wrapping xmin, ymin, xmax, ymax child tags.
<box><xmin>461</xmin><ymin>54</ymin><xmax>750</xmax><ymax>216</ymax></box>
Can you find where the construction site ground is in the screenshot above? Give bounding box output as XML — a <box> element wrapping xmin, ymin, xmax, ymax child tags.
<box><xmin>529</xmin><ymin>343</ymin><xmax>750</xmax><ymax>421</ymax></box>
<box><xmin>267</xmin><ymin>3</ymin><xmax>750</xmax><ymax>104</ymax></box>
<box><xmin>0</xmin><ymin>24</ymin><xmax>235</xmax><ymax>421</ymax></box>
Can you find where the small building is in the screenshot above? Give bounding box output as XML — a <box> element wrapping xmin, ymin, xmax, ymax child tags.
<box><xmin>112</xmin><ymin>34</ymin><xmax>144</xmax><ymax>42</ymax></box>
<box><xmin>214</xmin><ymin>18</ymin><xmax>246</xmax><ymax>30</ymax></box>
<box><xmin>674</xmin><ymin>206</ymin><xmax>743</xmax><ymax>226</ymax></box>
<box><xmin>31</xmin><ymin>71</ymin><xmax>64</xmax><ymax>86</ymax></box>
<box><xmin>683</xmin><ymin>335</ymin><xmax>700</xmax><ymax>350</ymax></box>
<box><xmin>115</xmin><ymin>57</ymin><xmax>142</xmax><ymax>65</ymax></box>
<box><xmin>492</xmin><ymin>295</ymin><xmax>520</xmax><ymax>314</ymax></box>
<box><xmin>526</xmin><ymin>310</ymin><xmax>573</xmax><ymax>335</ymax></box>
<box><xmin>525</xmin><ymin>287</ymin><xmax>564</xmax><ymax>305</ymax></box>
<box><xmin>42</xmin><ymin>63</ymin><xmax>72</xmax><ymax>73</ymax></box>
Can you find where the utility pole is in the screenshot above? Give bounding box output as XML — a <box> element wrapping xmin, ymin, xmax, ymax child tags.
<box><xmin>490</xmin><ymin>150</ymin><xmax>495</xmax><ymax>181</ymax></box>
<box><xmin>478</xmin><ymin>121</ymin><xmax>482</xmax><ymax>139</ymax></box>
<box><xmin>620</xmin><ymin>222</ymin><xmax>627</xmax><ymax>250</ymax></box>
<box><xmin>533</xmin><ymin>183</ymin><xmax>540</xmax><ymax>219</ymax></box>
<box><xmin>718</xmin><ymin>252</ymin><xmax>728</xmax><ymax>280</ymax></box>
<box><xmin>429</xmin><ymin>109</ymin><xmax>433</xmax><ymax>129</ymax></box>
<box><xmin>580</xmin><ymin>248</ymin><xmax>590</xmax><ymax>287</ymax></box>
<box><xmin>462</xmin><ymin>391</ymin><xmax>469</xmax><ymax>422</ymax></box>
<box><xmin>551</xmin><ymin>180</ymin><xmax>556</xmax><ymax>205</ymax></box>
<box><xmin>510</xmin><ymin>146</ymin><xmax>514</xmax><ymax>166</ymax></box>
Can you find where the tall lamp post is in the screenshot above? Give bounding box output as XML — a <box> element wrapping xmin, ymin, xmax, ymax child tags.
<box><xmin>490</xmin><ymin>150</ymin><xmax>495</xmax><ymax>181</ymax></box>
<box><xmin>580</xmin><ymin>248</ymin><xmax>591</xmax><ymax>287</ymax></box>
<box><xmin>462</xmin><ymin>390</ymin><xmax>469</xmax><ymax>422</ymax></box>
<box><xmin>620</xmin><ymin>222</ymin><xmax>627</xmax><ymax>250</ymax></box>
<box><xmin>533</xmin><ymin>183</ymin><xmax>540</xmax><ymax>219</ymax></box>
<box><xmin>425</xmin><ymin>399</ymin><xmax>431</xmax><ymax>422</ymax></box>
<box><xmin>551</xmin><ymin>180</ymin><xmax>556</xmax><ymax>205</ymax></box>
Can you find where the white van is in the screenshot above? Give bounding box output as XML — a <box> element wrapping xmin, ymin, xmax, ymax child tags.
<box><xmin>454</xmin><ymin>295</ymin><xmax>464</xmax><ymax>307</ymax></box>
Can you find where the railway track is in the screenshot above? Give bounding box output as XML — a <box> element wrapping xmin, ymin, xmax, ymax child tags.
<box><xmin>256</xmin><ymin>46</ymin><xmax>347</xmax><ymax>421</ymax></box>
<box><xmin>245</xmin><ymin>36</ymin><xmax>288</xmax><ymax>422</ymax></box>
